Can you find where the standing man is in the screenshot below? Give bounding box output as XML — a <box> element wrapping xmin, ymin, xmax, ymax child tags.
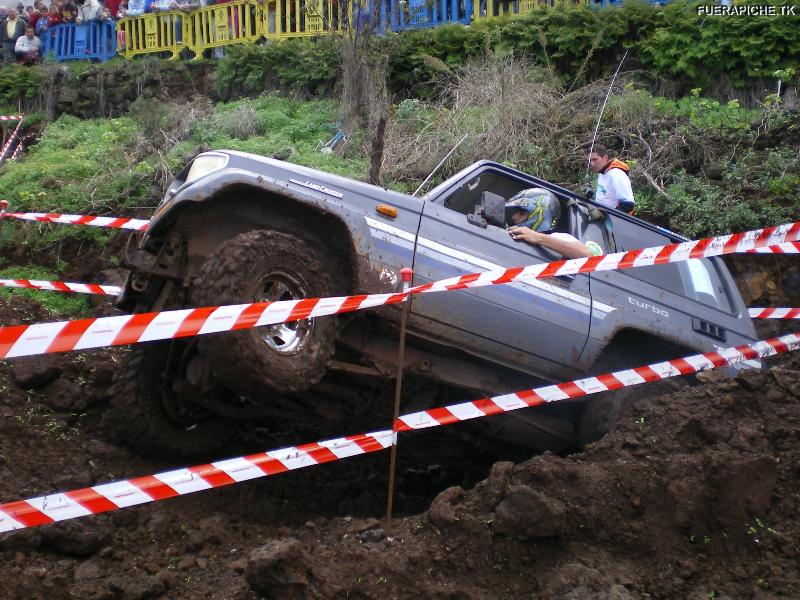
<box><xmin>588</xmin><ymin>144</ymin><xmax>635</xmax><ymax>214</ymax></box>
<box><xmin>2</xmin><ymin>9</ymin><xmax>27</xmax><ymax>62</ymax></box>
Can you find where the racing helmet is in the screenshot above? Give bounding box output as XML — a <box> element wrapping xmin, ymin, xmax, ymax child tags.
<box><xmin>504</xmin><ymin>188</ymin><xmax>561</xmax><ymax>232</ymax></box>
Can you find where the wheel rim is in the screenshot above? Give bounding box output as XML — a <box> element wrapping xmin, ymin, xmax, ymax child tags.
<box><xmin>258</xmin><ymin>272</ymin><xmax>314</xmax><ymax>355</ymax></box>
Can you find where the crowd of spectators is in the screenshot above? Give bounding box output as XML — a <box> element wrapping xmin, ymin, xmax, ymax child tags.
<box><xmin>0</xmin><ymin>0</ymin><xmax>235</xmax><ymax>63</ymax></box>
<box><xmin>1</xmin><ymin>0</ymin><xmax>119</xmax><ymax>63</ymax></box>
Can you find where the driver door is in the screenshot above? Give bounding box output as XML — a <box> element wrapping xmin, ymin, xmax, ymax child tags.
<box><xmin>408</xmin><ymin>197</ymin><xmax>595</xmax><ymax>380</ymax></box>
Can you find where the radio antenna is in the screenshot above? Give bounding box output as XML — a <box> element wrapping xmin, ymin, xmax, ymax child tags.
<box><xmin>413</xmin><ymin>133</ymin><xmax>469</xmax><ymax>197</ymax></box>
<box><xmin>585</xmin><ymin>50</ymin><xmax>629</xmax><ymax>181</ymax></box>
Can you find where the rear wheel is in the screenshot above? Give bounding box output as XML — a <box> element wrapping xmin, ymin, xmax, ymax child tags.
<box><xmin>578</xmin><ymin>341</ymin><xmax>690</xmax><ymax>447</ymax></box>
<box><xmin>191</xmin><ymin>230</ymin><xmax>337</xmax><ymax>398</ymax></box>
<box><xmin>105</xmin><ymin>343</ymin><xmax>233</xmax><ymax>458</ymax></box>
<box><xmin>577</xmin><ymin>390</ymin><xmax>632</xmax><ymax>447</ymax></box>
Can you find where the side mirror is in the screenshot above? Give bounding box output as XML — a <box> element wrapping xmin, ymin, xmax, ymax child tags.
<box><xmin>466</xmin><ymin>191</ymin><xmax>507</xmax><ymax>229</ymax></box>
<box><xmin>482</xmin><ymin>191</ymin><xmax>506</xmax><ymax>227</ymax></box>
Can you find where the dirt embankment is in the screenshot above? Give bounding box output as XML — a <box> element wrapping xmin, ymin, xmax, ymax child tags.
<box><xmin>0</xmin><ymin>251</ymin><xmax>797</xmax><ymax>599</ymax></box>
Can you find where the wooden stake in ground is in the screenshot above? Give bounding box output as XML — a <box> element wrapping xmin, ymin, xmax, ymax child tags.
<box><xmin>386</xmin><ymin>267</ymin><xmax>414</xmax><ymax>532</ymax></box>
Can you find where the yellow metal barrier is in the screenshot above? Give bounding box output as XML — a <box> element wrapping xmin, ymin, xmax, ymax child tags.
<box><xmin>183</xmin><ymin>0</ymin><xmax>262</xmax><ymax>58</ymax></box>
<box><xmin>116</xmin><ymin>11</ymin><xmax>185</xmax><ymax>59</ymax></box>
<box><xmin>262</xmin><ymin>0</ymin><xmax>351</xmax><ymax>39</ymax></box>
<box><xmin>474</xmin><ymin>0</ymin><xmax>587</xmax><ymax>18</ymax></box>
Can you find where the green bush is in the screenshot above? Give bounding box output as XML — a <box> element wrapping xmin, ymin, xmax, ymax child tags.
<box><xmin>381</xmin><ymin>0</ymin><xmax>798</xmax><ymax>97</ymax></box>
<box><xmin>0</xmin><ymin>65</ymin><xmax>42</xmax><ymax>113</ymax></box>
<box><xmin>214</xmin><ymin>37</ymin><xmax>340</xmax><ymax>100</ymax></box>
<box><xmin>640</xmin><ymin>0</ymin><xmax>800</xmax><ymax>90</ymax></box>
<box><xmin>652</xmin><ymin>90</ymin><xmax>758</xmax><ymax>133</ymax></box>
<box><xmin>637</xmin><ymin>146</ymin><xmax>799</xmax><ymax>238</ymax></box>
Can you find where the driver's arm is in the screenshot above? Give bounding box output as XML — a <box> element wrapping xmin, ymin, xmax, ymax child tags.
<box><xmin>508</xmin><ymin>227</ymin><xmax>597</xmax><ymax>259</ymax></box>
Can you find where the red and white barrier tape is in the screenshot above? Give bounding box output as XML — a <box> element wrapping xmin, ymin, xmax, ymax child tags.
<box><xmin>403</xmin><ymin>222</ymin><xmax>800</xmax><ymax>296</ymax></box>
<box><xmin>1</xmin><ymin>330</ymin><xmax>797</xmax><ymax>533</ymax></box>
<box><xmin>0</xmin><ymin>121</ymin><xmax>24</xmax><ymax>161</ymax></box>
<box><xmin>749</xmin><ymin>308</ymin><xmax>800</xmax><ymax>319</ymax></box>
<box><xmin>0</xmin><ymin>115</ymin><xmax>24</xmax><ymax>122</ymax></box>
<box><xmin>1</xmin><ymin>211</ymin><xmax>150</xmax><ymax>231</ymax></box>
<box><xmin>746</xmin><ymin>242</ymin><xmax>800</xmax><ymax>254</ymax></box>
<box><xmin>394</xmin><ymin>331</ymin><xmax>800</xmax><ymax>433</ymax></box>
<box><xmin>0</xmin><ymin>221</ymin><xmax>798</xmax><ymax>360</ymax></box>
<box><xmin>0</xmin><ymin>279</ymin><xmax>121</xmax><ymax>296</ymax></box>
<box><xmin>0</xmin><ymin>431</ymin><xmax>396</xmax><ymax>532</ymax></box>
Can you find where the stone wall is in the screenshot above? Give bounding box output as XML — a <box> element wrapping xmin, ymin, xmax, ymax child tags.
<box><xmin>37</xmin><ymin>60</ymin><xmax>217</xmax><ymax>121</ymax></box>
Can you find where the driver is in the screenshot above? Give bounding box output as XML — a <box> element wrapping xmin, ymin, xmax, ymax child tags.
<box><xmin>505</xmin><ymin>188</ymin><xmax>603</xmax><ymax>259</ymax></box>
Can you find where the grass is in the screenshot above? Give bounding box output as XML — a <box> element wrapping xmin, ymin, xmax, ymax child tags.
<box><xmin>0</xmin><ymin>94</ymin><xmax>368</xmax><ymax>255</ymax></box>
<box><xmin>0</xmin><ymin>263</ymin><xmax>91</xmax><ymax>318</ymax></box>
<box><xmin>184</xmin><ymin>95</ymin><xmax>367</xmax><ymax>179</ymax></box>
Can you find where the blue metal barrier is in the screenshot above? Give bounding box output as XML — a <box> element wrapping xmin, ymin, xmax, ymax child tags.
<box><xmin>42</xmin><ymin>22</ymin><xmax>117</xmax><ymax>62</ymax></box>
<box><xmin>379</xmin><ymin>0</ymin><xmax>472</xmax><ymax>31</ymax></box>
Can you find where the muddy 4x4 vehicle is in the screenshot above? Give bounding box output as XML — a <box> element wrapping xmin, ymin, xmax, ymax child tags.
<box><xmin>112</xmin><ymin>151</ymin><xmax>760</xmax><ymax>457</ymax></box>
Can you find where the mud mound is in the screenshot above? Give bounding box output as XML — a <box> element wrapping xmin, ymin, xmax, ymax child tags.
<box><xmin>244</xmin><ymin>355</ymin><xmax>800</xmax><ymax>600</ymax></box>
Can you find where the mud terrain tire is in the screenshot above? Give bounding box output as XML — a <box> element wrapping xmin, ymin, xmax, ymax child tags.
<box><xmin>578</xmin><ymin>345</ymin><xmax>687</xmax><ymax>447</ymax></box>
<box><xmin>577</xmin><ymin>392</ymin><xmax>631</xmax><ymax>447</ymax></box>
<box><xmin>191</xmin><ymin>230</ymin><xmax>336</xmax><ymax>398</ymax></box>
<box><xmin>106</xmin><ymin>344</ymin><xmax>233</xmax><ymax>457</ymax></box>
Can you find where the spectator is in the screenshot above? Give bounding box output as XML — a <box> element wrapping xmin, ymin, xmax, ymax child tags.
<box><xmin>34</xmin><ymin>9</ymin><xmax>50</xmax><ymax>35</ymax></box>
<box><xmin>104</xmin><ymin>0</ymin><xmax>122</xmax><ymax>20</ymax></box>
<box><xmin>150</xmin><ymin>0</ymin><xmax>176</xmax><ymax>11</ymax></box>
<box><xmin>0</xmin><ymin>8</ymin><xmax>9</xmax><ymax>64</ymax></box>
<box><xmin>47</xmin><ymin>4</ymin><xmax>63</xmax><ymax>25</ymax></box>
<box><xmin>60</xmin><ymin>1</ymin><xmax>78</xmax><ymax>22</ymax></box>
<box><xmin>2</xmin><ymin>9</ymin><xmax>27</xmax><ymax>62</ymax></box>
<box><xmin>76</xmin><ymin>0</ymin><xmax>103</xmax><ymax>22</ymax></box>
<box><xmin>15</xmin><ymin>24</ymin><xmax>40</xmax><ymax>63</ymax></box>
<box><xmin>125</xmin><ymin>0</ymin><xmax>149</xmax><ymax>17</ymax></box>
<box><xmin>588</xmin><ymin>144</ymin><xmax>635</xmax><ymax>213</ymax></box>
<box><xmin>27</xmin><ymin>5</ymin><xmax>42</xmax><ymax>29</ymax></box>
<box><xmin>116</xmin><ymin>0</ymin><xmax>126</xmax><ymax>49</ymax></box>
<box><xmin>16</xmin><ymin>3</ymin><xmax>28</xmax><ymax>23</ymax></box>
<box><xmin>100</xmin><ymin>6</ymin><xmax>115</xmax><ymax>21</ymax></box>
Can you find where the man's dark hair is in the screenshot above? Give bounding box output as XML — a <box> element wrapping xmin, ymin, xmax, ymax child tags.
<box><xmin>590</xmin><ymin>143</ymin><xmax>610</xmax><ymax>157</ymax></box>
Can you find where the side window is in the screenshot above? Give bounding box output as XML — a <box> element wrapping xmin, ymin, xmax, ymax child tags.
<box><xmin>678</xmin><ymin>258</ymin><xmax>733</xmax><ymax>313</ymax></box>
<box><xmin>614</xmin><ymin>223</ymin><xmax>686</xmax><ymax>296</ymax></box>
<box><xmin>438</xmin><ymin>169</ymin><xmax>572</xmax><ymax>234</ymax></box>
<box><xmin>442</xmin><ymin>171</ymin><xmax>528</xmax><ymax>215</ymax></box>
<box><xmin>615</xmin><ymin>223</ymin><xmax>734</xmax><ymax>313</ymax></box>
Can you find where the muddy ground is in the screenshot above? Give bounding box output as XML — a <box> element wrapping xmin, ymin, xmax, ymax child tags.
<box><xmin>0</xmin><ymin>255</ymin><xmax>798</xmax><ymax>600</ymax></box>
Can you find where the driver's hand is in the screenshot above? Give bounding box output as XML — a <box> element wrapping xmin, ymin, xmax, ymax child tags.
<box><xmin>508</xmin><ymin>226</ymin><xmax>542</xmax><ymax>244</ymax></box>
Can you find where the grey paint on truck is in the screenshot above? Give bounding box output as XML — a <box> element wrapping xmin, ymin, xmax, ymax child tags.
<box><xmin>130</xmin><ymin>150</ymin><xmax>760</xmax><ymax>388</ymax></box>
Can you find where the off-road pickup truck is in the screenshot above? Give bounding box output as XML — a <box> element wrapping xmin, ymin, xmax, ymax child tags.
<box><xmin>112</xmin><ymin>150</ymin><xmax>760</xmax><ymax>456</ymax></box>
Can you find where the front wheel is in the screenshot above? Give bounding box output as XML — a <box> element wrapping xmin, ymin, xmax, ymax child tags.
<box><xmin>191</xmin><ymin>230</ymin><xmax>337</xmax><ymax>399</ymax></box>
<box><xmin>105</xmin><ymin>343</ymin><xmax>234</xmax><ymax>458</ymax></box>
